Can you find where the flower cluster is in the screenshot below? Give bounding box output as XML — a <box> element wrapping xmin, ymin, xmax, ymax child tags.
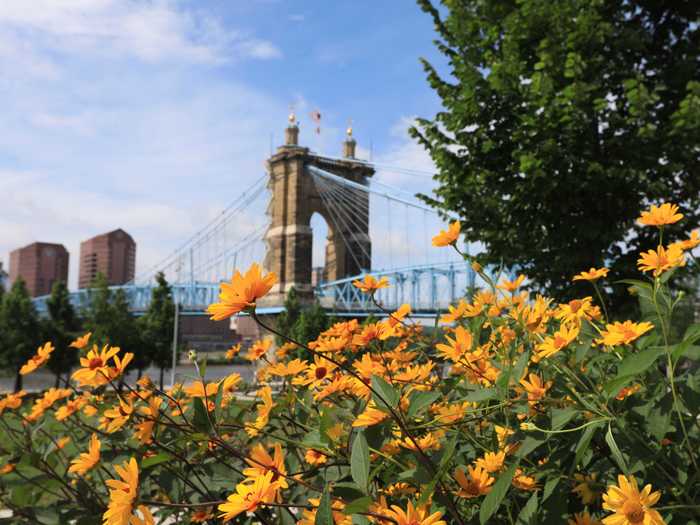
<box><xmin>0</xmin><ymin>204</ymin><xmax>697</xmax><ymax>525</ymax></box>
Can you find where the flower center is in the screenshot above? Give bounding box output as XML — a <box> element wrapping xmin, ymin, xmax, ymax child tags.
<box><xmin>553</xmin><ymin>336</ymin><xmax>567</xmax><ymax>349</ymax></box>
<box><xmin>315</xmin><ymin>367</ymin><xmax>327</xmax><ymax>380</ymax></box>
<box><xmin>88</xmin><ymin>358</ymin><xmax>103</xmax><ymax>370</ymax></box>
<box><xmin>622</xmin><ymin>501</ymin><xmax>645</xmax><ymax>524</ymax></box>
<box><xmin>570</xmin><ymin>300</ymin><xmax>582</xmax><ymax>313</ymax></box>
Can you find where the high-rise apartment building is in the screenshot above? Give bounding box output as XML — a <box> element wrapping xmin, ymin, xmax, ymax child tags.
<box><xmin>79</xmin><ymin>229</ymin><xmax>136</xmax><ymax>288</ymax></box>
<box><xmin>9</xmin><ymin>242</ymin><xmax>69</xmax><ymax>297</ymax></box>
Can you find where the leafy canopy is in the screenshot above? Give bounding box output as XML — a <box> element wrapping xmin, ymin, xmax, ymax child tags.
<box><xmin>412</xmin><ymin>0</ymin><xmax>700</xmax><ymax>310</ymax></box>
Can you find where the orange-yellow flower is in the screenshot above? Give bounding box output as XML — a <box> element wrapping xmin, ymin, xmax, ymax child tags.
<box><xmin>68</xmin><ymin>433</ymin><xmax>100</xmax><ymax>475</ymax></box>
<box><xmin>353</xmin><ymin>274</ymin><xmax>390</xmax><ymax>293</ymax></box>
<box><xmin>246</xmin><ymin>339</ymin><xmax>272</xmax><ymax>361</ymax></box>
<box><xmin>130</xmin><ymin>506</ymin><xmax>155</xmax><ymax>525</ymax></box>
<box><xmin>573</xmin><ymin>267</ymin><xmax>609</xmax><ymax>282</ymax></box>
<box><xmin>0</xmin><ymin>464</ymin><xmax>15</xmax><ymax>475</ymax></box>
<box><xmin>436</xmin><ymin>326</ymin><xmax>473</xmax><ymax>362</ymax></box>
<box><xmin>512</xmin><ymin>468</ymin><xmax>538</xmax><ymax>491</ymax></box>
<box><xmin>19</xmin><ymin>342</ymin><xmax>55</xmax><ymax>375</ymax></box>
<box><xmin>268</xmin><ymin>358</ymin><xmax>308</xmax><ymax>377</ymax></box>
<box><xmin>352</xmin><ymin>403</ymin><xmax>388</xmax><ymax>427</ymax></box>
<box><xmin>569</xmin><ymin>512</ymin><xmax>603</xmax><ymax>525</ymax></box>
<box><xmin>454</xmin><ymin>465</ymin><xmax>494</xmax><ymax>498</ymax></box>
<box><xmin>498</xmin><ymin>274</ymin><xmax>526</xmax><ymax>293</ymax></box>
<box><xmin>432</xmin><ymin>221</ymin><xmax>461</xmax><ymax>247</ymax></box>
<box><xmin>191</xmin><ymin>509</ymin><xmax>214</xmax><ymax>523</ymax></box>
<box><xmin>207</xmin><ymin>263</ymin><xmax>277</xmax><ymax>321</ymax></box>
<box><xmin>304</xmin><ymin>448</ymin><xmax>328</xmax><ymax>466</ymax></box>
<box><xmin>103</xmin><ymin>457</ymin><xmax>139</xmax><ymax>525</ymax></box>
<box><xmin>225</xmin><ymin>343</ymin><xmax>241</xmax><ymax>360</ymax></box>
<box><xmin>70</xmin><ymin>332</ymin><xmax>92</xmax><ymax>349</ymax></box>
<box><xmin>615</xmin><ymin>384</ymin><xmax>641</xmax><ymax>401</ymax></box>
<box><xmin>637</xmin><ymin>244</ymin><xmax>685</xmax><ymax>277</ymax></box>
<box><xmin>573</xmin><ymin>473</ymin><xmax>600</xmax><ymax>505</ymax></box>
<box><xmin>243</xmin><ymin>443</ymin><xmax>288</xmax><ymax>489</ymax></box>
<box><xmin>638</xmin><ymin>203</ymin><xmax>683</xmax><ymax>227</ymax></box>
<box><xmin>246</xmin><ymin>386</ymin><xmax>275</xmax><ymax>437</ymax></box>
<box><xmin>598</xmin><ymin>321</ymin><xmax>654</xmax><ymax>347</ymax></box>
<box><xmin>101</xmin><ymin>397</ymin><xmax>134</xmax><ymax>433</ymax></box>
<box><xmin>534</xmin><ymin>323</ymin><xmax>579</xmax><ymax>362</ymax></box>
<box><xmin>519</xmin><ymin>373</ymin><xmax>552</xmax><ymax>405</ymax></box>
<box><xmin>218</xmin><ymin>471</ymin><xmax>280</xmax><ymax>522</ymax></box>
<box><xmin>672</xmin><ymin>229</ymin><xmax>700</xmax><ymax>251</ymax></box>
<box><xmin>475</xmin><ymin>451</ymin><xmax>506</xmax><ymax>473</ymax></box>
<box><xmin>134</xmin><ymin>397</ymin><xmax>161</xmax><ymax>444</ymax></box>
<box><xmin>602</xmin><ymin>475</ymin><xmax>664</xmax><ymax>525</ymax></box>
<box><xmin>72</xmin><ymin>344</ymin><xmax>121</xmax><ymax>388</ymax></box>
<box><xmin>384</xmin><ymin>501</ymin><xmax>446</xmax><ymax>525</ymax></box>
<box><xmin>0</xmin><ymin>390</ymin><xmax>27</xmax><ymax>415</ymax></box>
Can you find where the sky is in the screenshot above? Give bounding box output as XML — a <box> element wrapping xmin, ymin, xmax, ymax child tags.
<box><xmin>0</xmin><ymin>0</ymin><xmax>448</xmax><ymax>290</ymax></box>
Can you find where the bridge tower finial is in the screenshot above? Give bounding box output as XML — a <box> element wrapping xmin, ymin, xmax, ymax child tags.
<box><xmin>343</xmin><ymin>119</ymin><xmax>356</xmax><ymax>158</ymax></box>
<box><xmin>285</xmin><ymin>106</ymin><xmax>299</xmax><ymax>146</ymax></box>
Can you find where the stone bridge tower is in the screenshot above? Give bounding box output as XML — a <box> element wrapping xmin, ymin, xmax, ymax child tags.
<box><xmin>262</xmin><ymin>115</ymin><xmax>374</xmax><ymax>306</ymax></box>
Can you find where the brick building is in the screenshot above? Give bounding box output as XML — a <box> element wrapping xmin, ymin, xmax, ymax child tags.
<box><xmin>79</xmin><ymin>229</ymin><xmax>136</xmax><ymax>288</ymax></box>
<box><xmin>9</xmin><ymin>242</ymin><xmax>69</xmax><ymax>297</ymax></box>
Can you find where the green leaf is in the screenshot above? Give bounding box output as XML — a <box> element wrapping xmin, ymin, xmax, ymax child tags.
<box><xmin>551</xmin><ymin>408</ymin><xmax>576</xmax><ymax>430</ymax></box>
<box><xmin>542</xmin><ymin>476</ymin><xmax>561</xmax><ymax>503</ymax></box>
<box><xmin>616</xmin><ymin>346</ymin><xmax>665</xmax><ymax>378</ymax></box>
<box><xmin>605</xmin><ymin>424</ymin><xmax>629</xmax><ymax>475</ymax></box>
<box><xmin>573</xmin><ymin>421</ymin><xmax>603</xmax><ymax>470</ymax></box>
<box><xmin>344</xmin><ymin>496</ymin><xmax>372</xmax><ymax>515</ymax></box>
<box><xmin>480</xmin><ymin>463</ymin><xmax>517</xmax><ymax>524</ymax></box>
<box><xmin>371</xmin><ymin>376</ymin><xmax>399</xmax><ymax>412</ymax></box>
<box><xmin>407</xmin><ymin>390</ymin><xmax>441</xmax><ymax>419</ymax></box>
<box><xmin>141</xmin><ymin>452</ymin><xmax>173</xmax><ymax>469</ymax></box>
<box><xmin>517</xmin><ymin>491</ymin><xmax>538</xmax><ymax>524</ymax></box>
<box><xmin>464</xmin><ymin>388</ymin><xmax>497</xmax><ymax>402</ymax></box>
<box><xmin>315</xmin><ymin>487</ymin><xmax>334</xmax><ymax>525</ymax></box>
<box><xmin>192</xmin><ymin>397</ymin><xmax>212</xmax><ymax>434</ymax></box>
<box><xmin>351</xmin><ymin>432</ymin><xmax>370</xmax><ymax>493</ymax></box>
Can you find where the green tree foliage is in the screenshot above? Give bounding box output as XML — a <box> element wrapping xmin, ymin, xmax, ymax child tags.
<box><xmin>141</xmin><ymin>272</ymin><xmax>175</xmax><ymax>388</ymax></box>
<box><xmin>0</xmin><ymin>278</ymin><xmax>40</xmax><ymax>391</ymax></box>
<box><xmin>274</xmin><ymin>288</ymin><xmax>330</xmax><ymax>358</ymax></box>
<box><xmin>84</xmin><ymin>273</ymin><xmax>113</xmax><ymax>346</ymax></box>
<box><xmin>412</xmin><ymin>0</ymin><xmax>700</xmax><ymax>312</ymax></box>
<box><xmin>45</xmin><ymin>281</ymin><xmax>79</xmax><ymax>387</ymax></box>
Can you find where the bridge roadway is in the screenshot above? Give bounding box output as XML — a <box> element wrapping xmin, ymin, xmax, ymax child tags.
<box><xmin>31</xmin><ymin>262</ymin><xmax>477</xmax><ymax>318</ymax></box>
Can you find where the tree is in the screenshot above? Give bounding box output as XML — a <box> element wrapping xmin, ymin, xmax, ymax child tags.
<box><xmin>84</xmin><ymin>273</ymin><xmax>113</xmax><ymax>346</ymax></box>
<box><xmin>412</xmin><ymin>0</ymin><xmax>700</xmax><ymax>312</ymax></box>
<box><xmin>0</xmin><ymin>278</ymin><xmax>40</xmax><ymax>391</ymax></box>
<box><xmin>45</xmin><ymin>280</ymin><xmax>79</xmax><ymax>387</ymax></box>
<box><xmin>141</xmin><ymin>273</ymin><xmax>175</xmax><ymax>388</ymax></box>
<box><xmin>292</xmin><ymin>301</ymin><xmax>330</xmax><ymax>346</ymax></box>
<box><xmin>274</xmin><ymin>287</ymin><xmax>302</xmax><ymax>346</ymax></box>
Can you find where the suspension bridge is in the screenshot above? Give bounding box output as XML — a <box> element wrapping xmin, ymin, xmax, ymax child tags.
<box><xmin>33</xmin><ymin>118</ymin><xmax>484</xmax><ymax>318</ymax></box>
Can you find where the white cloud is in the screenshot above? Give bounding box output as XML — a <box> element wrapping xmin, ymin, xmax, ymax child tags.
<box><xmin>0</xmin><ymin>0</ymin><xmax>281</xmax><ymax>67</ymax></box>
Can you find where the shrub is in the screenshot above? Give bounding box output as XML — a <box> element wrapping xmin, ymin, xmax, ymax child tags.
<box><xmin>0</xmin><ymin>203</ymin><xmax>698</xmax><ymax>524</ymax></box>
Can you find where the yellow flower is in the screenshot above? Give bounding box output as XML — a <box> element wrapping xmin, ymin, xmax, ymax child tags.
<box><xmin>638</xmin><ymin>203</ymin><xmax>683</xmax><ymax>227</ymax></box>
<box><xmin>475</xmin><ymin>451</ymin><xmax>506</xmax><ymax>473</ymax></box>
<box><xmin>597</xmin><ymin>321</ymin><xmax>654</xmax><ymax>347</ymax></box>
<box><xmin>218</xmin><ymin>471</ymin><xmax>280</xmax><ymax>522</ymax></box>
<box><xmin>454</xmin><ymin>465</ymin><xmax>494</xmax><ymax>498</ymax></box>
<box><xmin>352</xmin><ymin>274</ymin><xmax>390</xmax><ymax>293</ymax></box>
<box><xmin>246</xmin><ymin>386</ymin><xmax>275</xmax><ymax>437</ymax></box>
<box><xmin>191</xmin><ymin>509</ymin><xmax>214</xmax><ymax>523</ymax></box>
<box><xmin>130</xmin><ymin>506</ymin><xmax>155</xmax><ymax>525</ymax></box>
<box><xmin>246</xmin><ymin>339</ymin><xmax>272</xmax><ymax>361</ymax></box>
<box><xmin>0</xmin><ymin>464</ymin><xmax>15</xmax><ymax>475</ymax></box>
<box><xmin>573</xmin><ymin>267</ymin><xmax>609</xmax><ymax>282</ymax></box>
<box><xmin>56</xmin><ymin>397</ymin><xmax>88</xmax><ymax>421</ymax></box>
<box><xmin>69</xmin><ymin>332</ymin><xmax>92</xmax><ymax>350</ymax></box>
<box><xmin>573</xmin><ymin>473</ymin><xmax>600</xmax><ymax>505</ymax></box>
<box><xmin>519</xmin><ymin>373</ymin><xmax>552</xmax><ymax>405</ymax></box>
<box><xmin>534</xmin><ymin>323</ymin><xmax>579</xmax><ymax>362</ymax></box>
<box><xmin>225</xmin><ymin>344</ymin><xmax>241</xmax><ymax>360</ymax></box>
<box><xmin>72</xmin><ymin>344</ymin><xmax>121</xmax><ymax>388</ymax></box>
<box><xmin>432</xmin><ymin>221</ymin><xmax>461</xmax><ymax>247</ymax></box>
<box><xmin>512</xmin><ymin>468</ymin><xmax>538</xmax><ymax>491</ymax></box>
<box><xmin>304</xmin><ymin>448</ymin><xmax>328</xmax><ymax>465</ymax></box>
<box><xmin>297</xmin><ymin>497</ymin><xmax>350</xmax><ymax>525</ymax></box>
<box><xmin>435</xmin><ymin>326</ymin><xmax>473</xmax><ymax>362</ymax></box>
<box><xmin>637</xmin><ymin>244</ymin><xmax>685</xmax><ymax>277</ymax></box>
<box><xmin>103</xmin><ymin>457</ymin><xmax>139</xmax><ymax>525</ymax></box>
<box><xmin>101</xmin><ymin>397</ymin><xmax>134</xmax><ymax>433</ymax></box>
<box><xmin>20</xmin><ymin>342</ymin><xmax>55</xmax><ymax>376</ymax></box>
<box><xmin>55</xmin><ymin>436</ymin><xmax>71</xmax><ymax>450</ymax></box>
<box><xmin>134</xmin><ymin>397</ymin><xmax>161</xmax><ymax>445</ymax></box>
<box><xmin>243</xmin><ymin>443</ymin><xmax>288</xmax><ymax>489</ymax></box>
<box><xmin>268</xmin><ymin>358</ymin><xmax>308</xmax><ymax>378</ymax></box>
<box><xmin>68</xmin><ymin>433</ymin><xmax>100</xmax><ymax>475</ymax></box>
<box><xmin>672</xmin><ymin>229</ymin><xmax>699</xmax><ymax>251</ymax></box>
<box><xmin>352</xmin><ymin>403</ymin><xmax>388</xmax><ymax>427</ymax></box>
<box><xmin>615</xmin><ymin>383</ymin><xmax>641</xmax><ymax>401</ymax></box>
<box><xmin>207</xmin><ymin>263</ymin><xmax>277</xmax><ymax>320</ymax></box>
<box><xmin>384</xmin><ymin>501</ymin><xmax>446</xmax><ymax>525</ymax></box>
<box><xmin>569</xmin><ymin>512</ymin><xmax>603</xmax><ymax>525</ymax></box>
<box><xmin>498</xmin><ymin>274</ymin><xmax>526</xmax><ymax>293</ymax></box>
<box><xmin>602</xmin><ymin>475</ymin><xmax>664</xmax><ymax>525</ymax></box>
<box><xmin>0</xmin><ymin>390</ymin><xmax>27</xmax><ymax>415</ymax></box>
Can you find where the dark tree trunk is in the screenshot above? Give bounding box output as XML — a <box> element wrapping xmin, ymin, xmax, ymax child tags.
<box><xmin>14</xmin><ymin>371</ymin><xmax>23</xmax><ymax>393</ymax></box>
<box><xmin>54</xmin><ymin>373</ymin><xmax>60</xmax><ymax>388</ymax></box>
<box><xmin>159</xmin><ymin>367</ymin><xmax>165</xmax><ymax>390</ymax></box>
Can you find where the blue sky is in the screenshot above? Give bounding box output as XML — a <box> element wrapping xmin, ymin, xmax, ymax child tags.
<box><xmin>0</xmin><ymin>0</ymin><xmax>446</xmax><ymax>289</ymax></box>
